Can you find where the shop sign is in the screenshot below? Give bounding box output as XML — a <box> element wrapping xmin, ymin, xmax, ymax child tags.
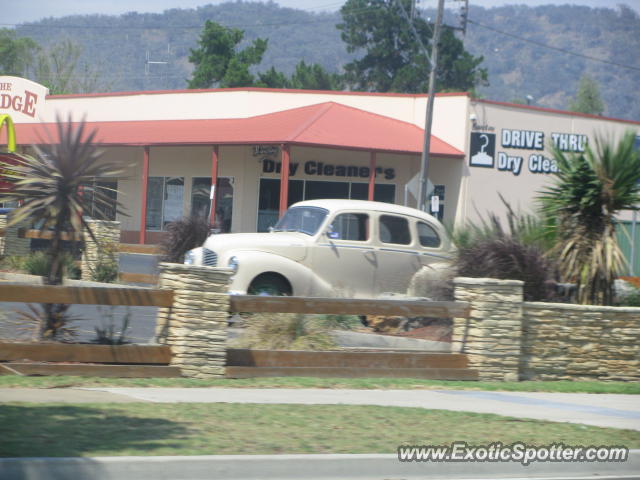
<box><xmin>253</xmin><ymin>145</ymin><xmax>279</xmax><ymax>157</ymax></box>
<box><xmin>469</xmin><ymin>129</ymin><xmax>588</xmax><ymax>176</ymax></box>
<box><xmin>0</xmin><ymin>76</ymin><xmax>48</xmax><ymax>120</ymax></box>
<box><xmin>262</xmin><ymin>159</ymin><xmax>395</xmax><ymax>180</ymax></box>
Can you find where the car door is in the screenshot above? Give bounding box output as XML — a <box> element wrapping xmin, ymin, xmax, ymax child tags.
<box><xmin>373</xmin><ymin>213</ymin><xmax>423</xmax><ymax>296</ymax></box>
<box><xmin>310</xmin><ymin>211</ymin><xmax>376</xmax><ymax>297</ymax></box>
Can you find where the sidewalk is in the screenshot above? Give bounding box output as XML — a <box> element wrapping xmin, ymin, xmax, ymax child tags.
<box><xmin>2</xmin><ymin>387</ymin><xmax>639</xmax><ymax>431</ymax></box>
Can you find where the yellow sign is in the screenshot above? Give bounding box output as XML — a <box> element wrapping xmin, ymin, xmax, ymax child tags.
<box><xmin>0</xmin><ymin>114</ymin><xmax>16</xmax><ymax>152</ymax></box>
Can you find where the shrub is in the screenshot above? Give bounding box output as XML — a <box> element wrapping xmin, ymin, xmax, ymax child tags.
<box><xmin>20</xmin><ymin>251</ymin><xmax>80</xmax><ymax>279</ymax></box>
<box><xmin>452</xmin><ymin>198</ymin><xmax>559</xmax><ymax>302</ymax></box>
<box><xmin>160</xmin><ymin>214</ymin><xmax>210</xmax><ymax>263</ymax></box>
<box><xmin>455</xmin><ymin>234</ymin><xmax>556</xmax><ymax>301</ymax></box>
<box><xmin>230</xmin><ymin>313</ymin><xmax>341</xmax><ymax>351</ymax></box>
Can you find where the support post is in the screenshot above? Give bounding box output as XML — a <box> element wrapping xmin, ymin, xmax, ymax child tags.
<box><xmin>156</xmin><ymin>263</ymin><xmax>231</xmax><ymax>378</ymax></box>
<box><xmin>139</xmin><ymin>146</ymin><xmax>150</xmax><ymax>245</ymax></box>
<box><xmin>368</xmin><ymin>151</ymin><xmax>377</xmax><ymax>201</ymax></box>
<box><xmin>279</xmin><ymin>144</ymin><xmax>290</xmax><ymax>217</ymax></box>
<box><xmin>417</xmin><ymin>0</ymin><xmax>445</xmax><ymax>212</ymax></box>
<box><xmin>452</xmin><ymin>277</ymin><xmax>524</xmax><ymax>381</ymax></box>
<box><xmin>209</xmin><ymin>145</ymin><xmax>219</xmax><ymax>227</ymax></box>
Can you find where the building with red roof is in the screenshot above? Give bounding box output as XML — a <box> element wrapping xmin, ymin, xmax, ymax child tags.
<box><xmin>1</xmin><ymin>76</ymin><xmax>638</xmax><ymax>248</ymax></box>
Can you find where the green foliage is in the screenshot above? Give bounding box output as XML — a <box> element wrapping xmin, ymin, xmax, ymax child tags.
<box><xmin>160</xmin><ymin>214</ymin><xmax>210</xmax><ymax>263</ymax></box>
<box><xmin>568</xmin><ymin>74</ymin><xmax>605</xmax><ymax>115</ymax></box>
<box><xmin>539</xmin><ymin>131</ymin><xmax>640</xmax><ymax>305</ymax></box>
<box><xmin>7</xmin><ymin>251</ymin><xmax>80</xmax><ymax>279</ymax></box>
<box><xmin>258</xmin><ymin>60</ymin><xmax>344</xmax><ymax>90</ymax></box>
<box><xmin>337</xmin><ymin>0</ymin><xmax>487</xmax><ymax>92</ymax></box>
<box><xmin>188</xmin><ymin>20</ymin><xmax>268</xmax><ymax>88</ymax></box>
<box><xmin>0</xmin><ymin>28</ymin><xmax>39</xmax><ymax>76</ymax></box>
<box><xmin>34</xmin><ymin>38</ymin><xmax>102</xmax><ymax>95</ymax></box>
<box><xmin>92</xmin><ymin>260</ymin><xmax>118</xmax><ymax>283</ymax></box>
<box><xmin>10</xmin><ymin>3</ymin><xmax>640</xmax><ymax>120</ymax></box>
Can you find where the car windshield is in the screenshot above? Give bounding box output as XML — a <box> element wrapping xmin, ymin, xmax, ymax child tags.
<box><xmin>273</xmin><ymin>206</ymin><xmax>328</xmax><ymax>235</ymax></box>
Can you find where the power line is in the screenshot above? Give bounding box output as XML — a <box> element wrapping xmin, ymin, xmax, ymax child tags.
<box><xmin>468</xmin><ymin>18</ymin><xmax>640</xmax><ymax>73</ymax></box>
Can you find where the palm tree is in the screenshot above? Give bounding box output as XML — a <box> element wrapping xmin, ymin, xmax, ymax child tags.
<box><xmin>539</xmin><ymin>131</ymin><xmax>640</xmax><ymax>305</ymax></box>
<box><xmin>1</xmin><ymin>116</ymin><xmax>126</xmax><ymax>338</ymax></box>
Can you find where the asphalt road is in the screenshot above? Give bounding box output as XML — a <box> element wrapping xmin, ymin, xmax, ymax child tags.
<box><xmin>1</xmin><ymin>452</ymin><xmax>638</xmax><ymax>480</ymax></box>
<box><xmin>0</xmin><ymin>253</ymin><xmax>160</xmax><ymax>343</ymax></box>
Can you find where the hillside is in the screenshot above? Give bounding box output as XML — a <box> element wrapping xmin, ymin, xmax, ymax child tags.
<box><xmin>13</xmin><ymin>1</ymin><xmax>640</xmax><ymax>121</ymax></box>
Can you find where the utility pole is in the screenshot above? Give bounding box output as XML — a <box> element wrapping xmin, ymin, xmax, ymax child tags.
<box><xmin>416</xmin><ymin>0</ymin><xmax>445</xmax><ymax>212</ymax></box>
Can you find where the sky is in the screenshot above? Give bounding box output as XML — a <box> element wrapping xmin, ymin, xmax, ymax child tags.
<box><xmin>4</xmin><ymin>0</ymin><xmax>639</xmax><ymax>25</ymax></box>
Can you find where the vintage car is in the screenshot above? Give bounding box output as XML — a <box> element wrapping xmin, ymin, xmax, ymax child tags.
<box><xmin>184</xmin><ymin>199</ymin><xmax>454</xmax><ymax>297</ymax></box>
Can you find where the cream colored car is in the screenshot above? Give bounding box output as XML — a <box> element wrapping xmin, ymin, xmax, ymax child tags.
<box><xmin>184</xmin><ymin>199</ymin><xmax>453</xmax><ymax>297</ymax></box>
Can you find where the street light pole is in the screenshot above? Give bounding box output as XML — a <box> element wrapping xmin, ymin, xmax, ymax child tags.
<box><xmin>417</xmin><ymin>0</ymin><xmax>445</xmax><ymax>212</ymax></box>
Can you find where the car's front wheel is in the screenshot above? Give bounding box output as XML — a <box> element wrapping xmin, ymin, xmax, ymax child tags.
<box><xmin>247</xmin><ymin>273</ymin><xmax>292</xmax><ymax>296</ymax></box>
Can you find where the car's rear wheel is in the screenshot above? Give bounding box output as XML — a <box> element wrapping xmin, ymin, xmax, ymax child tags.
<box><xmin>247</xmin><ymin>273</ymin><xmax>292</xmax><ymax>296</ymax></box>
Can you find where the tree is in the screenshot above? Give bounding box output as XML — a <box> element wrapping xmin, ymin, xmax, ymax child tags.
<box><xmin>257</xmin><ymin>61</ymin><xmax>344</xmax><ymax>90</ymax></box>
<box><xmin>34</xmin><ymin>39</ymin><xmax>103</xmax><ymax>95</ymax></box>
<box><xmin>1</xmin><ymin>117</ymin><xmax>126</xmax><ymax>338</ymax></box>
<box><xmin>188</xmin><ymin>20</ymin><xmax>267</xmax><ymax>89</ymax></box>
<box><xmin>568</xmin><ymin>74</ymin><xmax>606</xmax><ymax>115</ymax></box>
<box><xmin>539</xmin><ymin>131</ymin><xmax>640</xmax><ymax>305</ymax></box>
<box><xmin>0</xmin><ymin>29</ymin><xmax>39</xmax><ymax>77</ymax></box>
<box><xmin>337</xmin><ymin>0</ymin><xmax>487</xmax><ymax>93</ymax></box>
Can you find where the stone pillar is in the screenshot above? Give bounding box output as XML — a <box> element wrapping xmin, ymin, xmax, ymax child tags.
<box><xmin>452</xmin><ymin>277</ymin><xmax>524</xmax><ymax>381</ymax></box>
<box><xmin>156</xmin><ymin>263</ymin><xmax>231</xmax><ymax>378</ymax></box>
<box><xmin>0</xmin><ymin>214</ymin><xmax>31</xmax><ymax>257</ymax></box>
<box><xmin>81</xmin><ymin>219</ymin><xmax>120</xmax><ymax>281</ymax></box>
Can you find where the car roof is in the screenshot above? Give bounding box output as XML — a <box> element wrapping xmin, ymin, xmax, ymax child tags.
<box><xmin>290</xmin><ymin>199</ymin><xmax>440</xmax><ymax>223</ymax></box>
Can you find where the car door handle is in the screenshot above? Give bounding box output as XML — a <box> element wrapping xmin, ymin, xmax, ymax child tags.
<box><xmin>362</xmin><ymin>250</ymin><xmax>376</xmax><ymax>259</ymax></box>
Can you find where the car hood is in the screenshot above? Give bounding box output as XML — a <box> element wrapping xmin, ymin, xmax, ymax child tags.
<box><xmin>202</xmin><ymin>232</ymin><xmax>309</xmax><ymax>262</ymax></box>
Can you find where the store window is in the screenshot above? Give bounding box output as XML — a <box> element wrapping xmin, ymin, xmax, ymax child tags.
<box><xmin>258</xmin><ymin>179</ymin><xmax>303</xmax><ymax>232</ymax></box>
<box><xmin>146</xmin><ymin>177</ymin><xmax>184</xmax><ymax>230</ymax></box>
<box><xmin>257</xmin><ymin>179</ymin><xmax>396</xmax><ymax>231</ymax></box>
<box><xmin>84</xmin><ymin>180</ymin><xmax>118</xmax><ymax>221</ymax></box>
<box><xmin>350</xmin><ymin>183</ymin><xmax>396</xmax><ymax>203</ymax></box>
<box><xmin>191</xmin><ymin>177</ymin><xmax>234</xmax><ymax>233</ymax></box>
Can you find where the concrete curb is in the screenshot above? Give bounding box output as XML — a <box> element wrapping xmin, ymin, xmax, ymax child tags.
<box><xmin>1</xmin><ymin>452</ymin><xmax>638</xmax><ymax>480</ymax></box>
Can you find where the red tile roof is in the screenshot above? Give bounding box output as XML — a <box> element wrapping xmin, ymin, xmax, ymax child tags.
<box><xmin>8</xmin><ymin>102</ymin><xmax>463</xmax><ymax>157</ymax></box>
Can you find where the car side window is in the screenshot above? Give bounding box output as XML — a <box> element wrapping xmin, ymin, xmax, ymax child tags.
<box><xmin>329</xmin><ymin>213</ymin><xmax>369</xmax><ymax>241</ymax></box>
<box><xmin>379</xmin><ymin>215</ymin><xmax>411</xmax><ymax>245</ymax></box>
<box><xmin>417</xmin><ymin>221</ymin><xmax>441</xmax><ymax>248</ymax></box>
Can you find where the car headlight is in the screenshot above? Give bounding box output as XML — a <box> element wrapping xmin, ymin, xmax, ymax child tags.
<box><xmin>228</xmin><ymin>256</ymin><xmax>239</xmax><ymax>272</ymax></box>
<box><xmin>184</xmin><ymin>250</ymin><xmax>196</xmax><ymax>265</ymax></box>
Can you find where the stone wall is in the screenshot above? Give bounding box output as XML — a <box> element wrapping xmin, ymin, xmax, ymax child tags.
<box><xmin>453</xmin><ymin>278</ymin><xmax>523</xmax><ymax>381</ymax></box>
<box><xmin>453</xmin><ymin>277</ymin><xmax>640</xmax><ymax>382</ymax></box>
<box><xmin>521</xmin><ymin>302</ymin><xmax>640</xmax><ymax>381</ymax></box>
<box><xmin>156</xmin><ymin>263</ymin><xmax>231</xmax><ymax>378</ymax></box>
<box><xmin>0</xmin><ymin>214</ymin><xmax>30</xmax><ymax>257</ymax></box>
<box><xmin>81</xmin><ymin>220</ymin><xmax>120</xmax><ymax>281</ymax></box>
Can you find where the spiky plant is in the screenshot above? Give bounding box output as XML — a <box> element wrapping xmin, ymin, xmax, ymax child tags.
<box><xmin>452</xmin><ymin>195</ymin><xmax>558</xmax><ymax>301</ymax></box>
<box><xmin>538</xmin><ymin>131</ymin><xmax>640</xmax><ymax>305</ymax></box>
<box><xmin>160</xmin><ymin>214</ymin><xmax>210</xmax><ymax>263</ymax></box>
<box><xmin>0</xmin><ymin>116</ymin><xmax>126</xmax><ymax>339</ymax></box>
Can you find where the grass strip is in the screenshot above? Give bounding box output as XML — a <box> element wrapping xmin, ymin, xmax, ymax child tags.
<box><xmin>0</xmin><ymin>375</ymin><xmax>639</xmax><ymax>394</ymax></box>
<box><xmin>1</xmin><ymin>402</ymin><xmax>639</xmax><ymax>457</ymax></box>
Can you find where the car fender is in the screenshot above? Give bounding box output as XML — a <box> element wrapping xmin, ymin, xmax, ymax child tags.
<box><xmin>227</xmin><ymin>250</ymin><xmax>332</xmax><ymax>296</ymax></box>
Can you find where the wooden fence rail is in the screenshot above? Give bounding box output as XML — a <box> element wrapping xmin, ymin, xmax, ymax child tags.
<box><xmin>0</xmin><ymin>284</ymin><xmax>173</xmax><ymax>307</ymax></box>
<box><xmin>229</xmin><ymin>295</ymin><xmax>470</xmax><ymax>317</ymax></box>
